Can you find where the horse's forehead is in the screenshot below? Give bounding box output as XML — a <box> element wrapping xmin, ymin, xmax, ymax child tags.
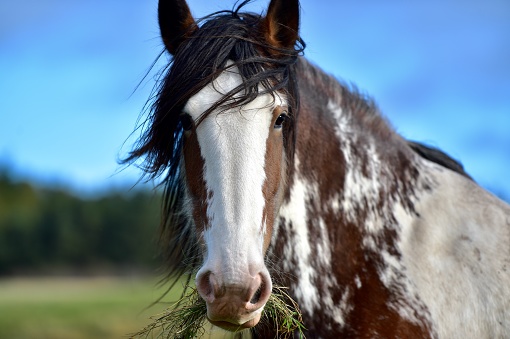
<box><xmin>184</xmin><ymin>63</ymin><xmax>243</xmax><ymax>118</ymax></box>
<box><xmin>183</xmin><ymin>61</ymin><xmax>285</xmax><ymax>120</ymax></box>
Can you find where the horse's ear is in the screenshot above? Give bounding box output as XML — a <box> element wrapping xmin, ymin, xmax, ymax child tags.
<box><xmin>158</xmin><ymin>0</ymin><xmax>197</xmax><ymax>55</ymax></box>
<box><xmin>261</xmin><ymin>0</ymin><xmax>300</xmax><ymax>50</ymax></box>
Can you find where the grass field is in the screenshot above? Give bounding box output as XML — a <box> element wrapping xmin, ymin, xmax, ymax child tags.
<box><xmin>0</xmin><ymin>276</ymin><xmax>189</xmax><ymax>339</ymax></box>
<box><xmin>0</xmin><ymin>276</ymin><xmax>246</xmax><ymax>339</ymax></box>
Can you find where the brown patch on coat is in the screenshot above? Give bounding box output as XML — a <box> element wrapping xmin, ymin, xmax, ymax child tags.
<box><xmin>262</xmin><ymin>106</ymin><xmax>287</xmax><ymax>252</ymax></box>
<box><xmin>183</xmin><ymin>130</ymin><xmax>210</xmax><ymax>233</ymax></box>
<box><xmin>293</xmin><ymin>77</ymin><xmax>346</xmax><ymax>201</ymax></box>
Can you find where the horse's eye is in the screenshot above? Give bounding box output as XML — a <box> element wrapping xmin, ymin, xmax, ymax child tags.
<box><xmin>180</xmin><ymin>114</ymin><xmax>193</xmax><ymax>131</ymax></box>
<box><xmin>274</xmin><ymin>112</ymin><xmax>288</xmax><ymax>129</ymax></box>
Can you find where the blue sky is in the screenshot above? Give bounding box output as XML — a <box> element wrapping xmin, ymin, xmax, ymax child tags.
<box><xmin>0</xmin><ymin>0</ymin><xmax>509</xmax><ymax>197</ymax></box>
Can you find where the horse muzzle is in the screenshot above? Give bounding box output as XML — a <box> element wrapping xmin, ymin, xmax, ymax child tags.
<box><xmin>196</xmin><ymin>268</ymin><xmax>272</xmax><ymax>331</ymax></box>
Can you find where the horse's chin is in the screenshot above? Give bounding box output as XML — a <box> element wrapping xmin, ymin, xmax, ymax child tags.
<box><xmin>208</xmin><ymin>312</ymin><xmax>262</xmax><ymax>332</ymax></box>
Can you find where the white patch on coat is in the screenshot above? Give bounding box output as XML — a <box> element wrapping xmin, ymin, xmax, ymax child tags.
<box><xmin>328</xmin><ymin>100</ymin><xmax>383</xmax><ymax>229</ymax></box>
<box><xmin>315</xmin><ymin>217</ymin><xmax>346</xmax><ymax>326</ymax></box>
<box><xmin>328</xmin><ymin>100</ymin><xmax>349</xmax><ymax>134</ymax></box>
<box><xmin>278</xmin><ymin>157</ymin><xmax>348</xmax><ymax>326</ymax></box>
<box><xmin>399</xmin><ymin>161</ymin><xmax>510</xmax><ymax>337</ymax></box>
<box><xmin>278</xmin><ymin>174</ymin><xmax>319</xmax><ymax>315</ymax></box>
<box><xmin>354</xmin><ymin>275</ymin><xmax>362</xmax><ymax>289</ymax></box>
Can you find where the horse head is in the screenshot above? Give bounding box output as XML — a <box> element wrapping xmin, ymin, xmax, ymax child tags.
<box><xmin>156</xmin><ymin>0</ymin><xmax>301</xmax><ymax>330</ymax></box>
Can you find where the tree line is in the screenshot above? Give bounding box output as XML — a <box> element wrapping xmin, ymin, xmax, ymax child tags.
<box><xmin>0</xmin><ymin>170</ymin><xmax>163</xmax><ymax>275</ymax></box>
<box><xmin>1</xmin><ymin>168</ymin><xmax>508</xmax><ymax>276</ymax></box>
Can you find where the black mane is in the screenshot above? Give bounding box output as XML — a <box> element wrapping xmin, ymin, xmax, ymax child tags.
<box><xmin>408</xmin><ymin>140</ymin><xmax>472</xmax><ymax>180</ymax></box>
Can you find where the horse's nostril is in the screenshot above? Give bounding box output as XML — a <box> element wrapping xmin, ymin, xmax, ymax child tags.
<box><xmin>196</xmin><ymin>270</ymin><xmax>214</xmax><ymax>301</ymax></box>
<box><xmin>249</xmin><ymin>272</ymin><xmax>271</xmax><ymax>306</ymax></box>
<box><xmin>250</xmin><ymin>284</ymin><xmax>263</xmax><ymax>304</ymax></box>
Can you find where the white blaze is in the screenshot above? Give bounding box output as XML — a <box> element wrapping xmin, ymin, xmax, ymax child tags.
<box><xmin>184</xmin><ymin>62</ymin><xmax>281</xmax><ymax>281</ymax></box>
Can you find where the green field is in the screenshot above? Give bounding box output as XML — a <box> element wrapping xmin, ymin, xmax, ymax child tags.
<box><xmin>0</xmin><ymin>276</ymin><xmax>248</xmax><ymax>339</ymax></box>
<box><xmin>0</xmin><ymin>276</ymin><xmax>183</xmax><ymax>339</ymax></box>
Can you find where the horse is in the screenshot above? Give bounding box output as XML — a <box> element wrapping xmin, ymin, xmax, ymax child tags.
<box><xmin>125</xmin><ymin>0</ymin><xmax>510</xmax><ymax>337</ymax></box>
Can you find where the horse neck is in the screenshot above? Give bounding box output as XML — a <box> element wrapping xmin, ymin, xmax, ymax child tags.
<box><xmin>269</xmin><ymin>57</ymin><xmax>431</xmax><ymax>297</ymax></box>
